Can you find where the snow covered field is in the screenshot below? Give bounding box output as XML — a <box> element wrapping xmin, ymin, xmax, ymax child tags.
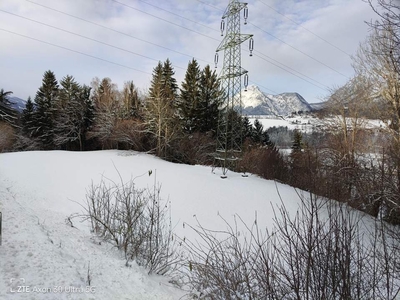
<box><xmin>0</xmin><ymin>150</ymin><xmax>375</xmax><ymax>299</ymax></box>
<box><xmin>249</xmin><ymin>115</ymin><xmax>384</xmax><ymax>133</ymax></box>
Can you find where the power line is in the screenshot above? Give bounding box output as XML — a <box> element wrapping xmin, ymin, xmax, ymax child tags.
<box><xmin>194</xmin><ymin>0</ymin><xmax>350</xmax><ymax>79</ymax></box>
<box><xmin>256</xmin><ymin>0</ymin><xmax>352</xmax><ymax>58</ymax></box>
<box><xmin>111</xmin><ymin>0</ymin><xmax>220</xmax><ymax>42</ymax></box>
<box><xmin>25</xmin><ymin>0</ymin><xmax>211</xmax><ymax>64</ymax></box>
<box><xmin>133</xmin><ymin>0</ymin><xmax>219</xmax><ymax>33</ymax></box>
<box><xmin>252</xmin><ymin>54</ymin><xmax>328</xmax><ymax>92</ymax></box>
<box><xmin>0</xmin><ymin>9</ymin><xmax>186</xmax><ymax>71</ymax></box>
<box><xmin>194</xmin><ymin>0</ymin><xmax>224</xmax><ymax>12</ymax></box>
<box><xmin>23</xmin><ymin>0</ymin><xmax>328</xmax><ymax>96</ymax></box>
<box><xmin>0</xmin><ymin>28</ymin><xmax>152</xmax><ymax>75</ymax></box>
<box><xmin>249</xmin><ymin>21</ymin><xmax>350</xmax><ymax>79</ymax></box>
<box><xmin>251</xmin><ymin>50</ymin><xmax>330</xmax><ymax>91</ymax></box>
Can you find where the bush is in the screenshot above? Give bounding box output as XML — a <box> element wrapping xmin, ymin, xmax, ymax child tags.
<box><xmin>238</xmin><ymin>143</ymin><xmax>288</xmax><ymax>181</ymax></box>
<box><xmin>83</xmin><ymin>172</ymin><xmax>182</xmax><ymax>276</ymax></box>
<box><xmin>0</xmin><ymin>122</ymin><xmax>16</xmax><ymax>152</ymax></box>
<box><xmin>184</xmin><ymin>193</ymin><xmax>400</xmax><ymax>299</ymax></box>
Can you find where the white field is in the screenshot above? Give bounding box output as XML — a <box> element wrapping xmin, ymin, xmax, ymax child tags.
<box><xmin>249</xmin><ymin>115</ymin><xmax>384</xmax><ymax>132</ymax></box>
<box><xmin>0</xmin><ymin>150</ymin><xmax>375</xmax><ymax>299</ymax></box>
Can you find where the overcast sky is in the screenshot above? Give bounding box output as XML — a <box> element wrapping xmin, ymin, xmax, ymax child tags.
<box><xmin>1</xmin><ymin>0</ymin><xmax>378</xmax><ymax>103</ymax></box>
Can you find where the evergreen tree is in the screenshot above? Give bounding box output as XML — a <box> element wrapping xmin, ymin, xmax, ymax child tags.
<box><xmin>122</xmin><ymin>81</ymin><xmax>140</xmax><ymax>119</ymax></box>
<box><xmin>198</xmin><ymin>65</ymin><xmax>223</xmax><ymax>133</ymax></box>
<box><xmin>161</xmin><ymin>59</ymin><xmax>178</xmax><ymax>106</ymax></box>
<box><xmin>242</xmin><ymin>116</ymin><xmax>253</xmax><ymax>140</ymax></box>
<box><xmin>250</xmin><ymin>119</ymin><xmax>273</xmax><ymax>147</ymax></box>
<box><xmin>145</xmin><ymin>60</ymin><xmax>179</xmax><ymax>158</ymax></box>
<box><xmin>54</xmin><ymin>76</ymin><xmax>94</xmax><ymax>150</ymax></box>
<box><xmin>21</xmin><ymin>96</ymin><xmax>35</xmax><ymax>135</ymax></box>
<box><xmin>178</xmin><ymin>58</ymin><xmax>202</xmax><ymax>133</ymax></box>
<box><xmin>291</xmin><ymin>129</ymin><xmax>303</xmax><ymax>153</ymax></box>
<box><xmin>0</xmin><ymin>89</ymin><xmax>17</xmax><ymax>125</ymax></box>
<box><xmin>252</xmin><ymin>119</ymin><xmax>264</xmax><ymax>144</ymax></box>
<box><xmin>32</xmin><ymin>70</ymin><xmax>59</xmax><ymax>148</ymax></box>
<box><xmin>90</xmin><ymin>77</ymin><xmax>120</xmax><ymax>149</ymax></box>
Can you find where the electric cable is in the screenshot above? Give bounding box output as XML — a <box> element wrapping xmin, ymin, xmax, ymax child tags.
<box><xmin>25</xmin><ymin>0</ymin><xmax>211</xmax><ymax>64</ymax></box>
<box><xmin>0</xmin><ymin>28</ymin><xmax>152</xmax><ymax>75</ymax></box>
<box><xmin>0</xmin><ymin>9</ymin><xmax>186</xmax><ymax>70</ymax></box>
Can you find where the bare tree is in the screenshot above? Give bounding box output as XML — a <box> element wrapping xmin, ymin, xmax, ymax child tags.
<box><xmin>353</xmin><ymin>1</ymin><xmax>400</xmax><ymax>223</ymax></box>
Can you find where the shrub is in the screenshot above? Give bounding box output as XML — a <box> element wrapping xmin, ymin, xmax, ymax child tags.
<box><xmin>82</xmin><ymin>172</ymin><xmax>182</xmax><ymax>276</ymax></box>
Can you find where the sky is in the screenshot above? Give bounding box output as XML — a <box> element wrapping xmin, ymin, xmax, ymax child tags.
<box><xmin>0</xmin><ymin>0</ymin><xmax>379</xmax><ymax>103</ymax></box>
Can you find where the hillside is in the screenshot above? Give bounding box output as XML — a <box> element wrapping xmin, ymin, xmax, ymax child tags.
<box><xmin>241</xmin><ymin>85</ymin><xmax>313</xmax><ymax>116</ymax></box>
<box><xmin>0</xmin><ymin>150</ymin><xmax>314</xmax><ymax>299</ymax></box>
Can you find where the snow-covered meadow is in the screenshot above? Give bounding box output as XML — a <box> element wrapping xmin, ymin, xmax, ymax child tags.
<box><xmin>0</xmin><ymin>150</ymin><xmax>315</xmax><ymax>299</ymax></box>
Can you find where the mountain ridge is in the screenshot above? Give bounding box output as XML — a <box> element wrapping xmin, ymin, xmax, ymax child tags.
<box><xmin>241</xmin><ymin>85</ymin><xmax>314</xmax><ymax>116</ymax></box>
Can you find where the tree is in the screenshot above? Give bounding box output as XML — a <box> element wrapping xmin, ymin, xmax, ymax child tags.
<box><xmin>121</xmin><ymin>81</ymin><xmax>141</xmax><ymax>119</ymax></box>
<box><xmin>89</xmin><ymin>77</ymin><xmax>120</xmax><ymax>149</ymax></box>
<box><xmin>252</xmin><ymin>119</ymin><xmax>264</xmax><ymax>144</ymax></box>
<box><xmin>291</xmin><ymin>129</ymin><xmax>303</xmax><ymax>153</ymax></box>
<box><xmin>21</xmin><ymin>96</ymin><xmax>35</xmax><ymax>135</ymax></box>
<box><xmin>160</xmin><ymin>59</ymin><xmax>178</xmax><ymax>106</ymax></box>
<box><xmin>54</xmin><ymin>76</ymin><xmax>94</xmax><ymax>150</ymax></box>
<box><xmin>0</xmin><ymin>89</ymin><xmax>17</xmax><ymax>125</ymax></box>
<box><xmin>31</xmin><ymin>70</ymin><xmax>59</xmax><ymax>149</ymax></box>
<box><xmin>178</xmin><ymin>58</ymin><xmax>202</xmax><ymax>134</ymax></box>
<box><xmin>198</xmin><ymin>65</ymin><xmax>223</xmax><ymax>133</ymax></box>
<box><xmin>145</xmin><ymin>60</ymin><xmax>180</xmax><ymax>159</ymax></box>
<box><xmin>353</xmin><ymin>1</ymin><xmax>400</xmax><ymax>223</ymax></box>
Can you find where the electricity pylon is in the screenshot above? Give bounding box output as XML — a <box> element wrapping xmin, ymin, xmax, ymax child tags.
<box><xmin>214</xmin><ymin>0</ymin><xmax>254</xmax><ymax>178</ymax></box>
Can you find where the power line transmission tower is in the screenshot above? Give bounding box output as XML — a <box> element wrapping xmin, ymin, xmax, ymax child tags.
<box><xmin>214</xmin><ymin>0</ymin><xmax>254</xmax><ymax>178</ymax></box>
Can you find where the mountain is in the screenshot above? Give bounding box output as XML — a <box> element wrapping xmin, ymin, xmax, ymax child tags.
<box><xmin>241</xmin><ymin>85</ymin><xmax>313</xmax><ymax>116</ymax></box>
<box><xmin>8</xmin><ymin>96</ymin><xmax>26</xmax><ymax>112</ymax></box>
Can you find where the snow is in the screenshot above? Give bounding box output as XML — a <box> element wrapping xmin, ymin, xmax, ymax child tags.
<box><xmin>241</xmin><ymin>85</ymin><xmax>312</xmax><ymax>116</ymax></box>
<box><xmin>0</xmin><ymin>150</ymin><xmax>375</xmax><ymax>299</ymax></box>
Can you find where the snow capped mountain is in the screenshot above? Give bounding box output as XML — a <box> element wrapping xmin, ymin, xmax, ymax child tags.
<box><xmin>9</xmin><ymin>96</ymin><xmax>26</xmax><ymax>112</ymax></box>
<box><xmin>241</xmin><ymin>85</ymin><xmax>313</xmax><ymax>116</ymax></box>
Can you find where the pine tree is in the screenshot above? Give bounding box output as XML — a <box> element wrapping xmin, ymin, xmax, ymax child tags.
<box><xmin>21</xmin><ymin>96</ymin><xmax>35</xmax><ymax>135</ymax></box>
<box><xmin>122</xmin><ymin>81</ymin><xmax>140</xmax><ymax>119</ymax></box>
<box><xmin>252</xmin><ymin>119</ymin><xmax>264</xmax><ymax>144</ymax></box>
<box><xmin>291</xmin><ymin>129</ymin><xmax>303</xmax><ymax>153</ymax></box>
<box><xmin>178</xmin><ymin>58</ymin><xmax>202</xmax><ymax>133</ymax></box>
<box><xmin>161</xmin><ymin>59</ymin><xmax>178</xmax><ymax>106</ymax></box>
<box><xmin>54</xmin><ymin>76</ymin><xmax>94</xmax><ymax>150</ymax></box>
<box><xmin>242</xmin><ymin>116</ymin><xmax>253</xmax><ymax>140</ymax></box>
<box><xmin>32</xmin><ymin>70</ymin><xmax>59</xmax><ymax>149</ymax></box>
<box><xmin>198</xmin><ymin>65</ymin><xmax>223</xmax><ymax>133</ymax></box>
<box><xmin>89</xmin><ymin>77</ymin><xmax>119</xmax><ymax>149</ymax></box>
<box><xmin>0</xmin><ymin>89</ymin><xmax>17</xmax><ymax>125</ymax></box>
<box><xmin>145</xmin><ymin>60</ymin><xmax>179</xmax><ymax>158</ymax></box>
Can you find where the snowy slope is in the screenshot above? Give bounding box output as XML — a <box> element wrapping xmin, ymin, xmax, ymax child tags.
<box><xmin>0</xmin><ymin>150</ymin><xmax>376</xmax><ymax>299</ymax></box>
<box><xmin>241</xmin><ymin>85</ymin><xmax>313</xmax><ymax>116</ymax></box>
<box><xmin>0</xmin><ymin>151</ymin><xmax>307</xmax><ymax>299</ymax></box>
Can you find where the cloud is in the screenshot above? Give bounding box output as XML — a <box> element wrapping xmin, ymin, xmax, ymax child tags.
<box><xmin>0</xmin><ymin>0</ymin><xmax>379</xmax><ymax>103</ymax></box>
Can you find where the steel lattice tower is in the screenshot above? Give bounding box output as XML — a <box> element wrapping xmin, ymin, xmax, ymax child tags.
<box><xmin>214</xmin><ymin>0</ymin><xmax>254</xmax><ymax>178</ymax></box>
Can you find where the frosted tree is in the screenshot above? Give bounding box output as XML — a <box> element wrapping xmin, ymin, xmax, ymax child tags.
<box><xmin>31</xmin><ymin>70</ymin><xmax>59</xmax><ymax>149</ymax></box>
<box><xmin>89</xmin><ymin>77</ymin><xmax>120</xmax><ymax>149</ymax></box>
<box><xmin>145</xmin><ymin>60</ymin><xmax>179</xmax><ymax>159</ymax></box>
<box><xmin>54</xmin><ymin>75</ymin><xmax>94</xmax><ymax>150</ymax></box>
<box><xmin>0</xmin><ymin>89</ymin><xmax>17</xmax><ymax>125</ymax></box>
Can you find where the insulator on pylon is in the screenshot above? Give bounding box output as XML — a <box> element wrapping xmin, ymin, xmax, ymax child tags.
<box><xmin>249</xmin><ymin>37</ymin><xmax>254</xmax><ymax>56</ymax></box>
<box><xmin>220</xmin><ymin>19</ymin><xmax>225</xmax><ymax>36</ymax></box>
<box><xmin>244</xmin><ymin>73</ymin><xmax>249</xmax><ymax>91</ymax></box>
<box><xmin>214</xmin><ymin>52</ymin><xmax>219</xmax><ymax>68</ymax></box>
<box><xmin>244</xmin><ymin>7</ymin><xmax>248</xmax><ymax>25</ymax></box>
